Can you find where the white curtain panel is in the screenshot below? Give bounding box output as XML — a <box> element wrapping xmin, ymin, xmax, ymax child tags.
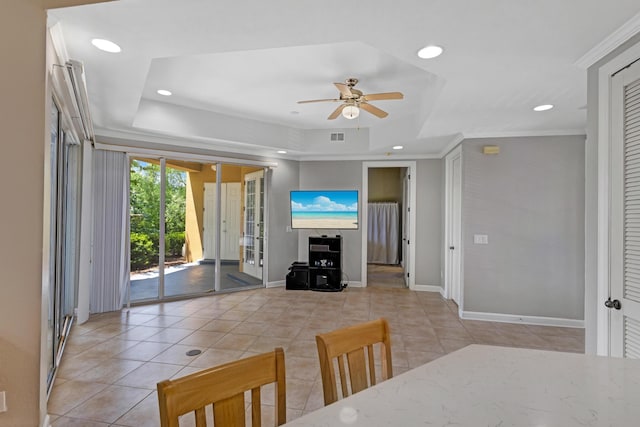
<box><xmin>367</xmin><ymin>202</ymin><xmax>399</xmax><ymax>264</ymax></box>
<box><xmin>91</xmin><ymin>150</ymin><xmax>130</xmax><ymax>313</ymax></box>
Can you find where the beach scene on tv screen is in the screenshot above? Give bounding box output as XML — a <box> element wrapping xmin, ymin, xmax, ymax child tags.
<box><xmin>291</xmin><ymin>190</ymin><xmax>358</xmax><ymax>229</ymax></box>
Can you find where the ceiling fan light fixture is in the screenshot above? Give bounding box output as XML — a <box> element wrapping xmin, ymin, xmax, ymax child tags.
<box><xmin>417</xmin><ymin>45</ymin><xmax>443</xmax><ymax>59</ymax></box>
<box><xmin>91</xmin><ymin>38</ymin><xmax>121</xmax><ymax>53</ymax></box>
<box><xmin>342</xmin><ymin>105</ymin><xmax>360</xmax><ymax>119</ymax></box>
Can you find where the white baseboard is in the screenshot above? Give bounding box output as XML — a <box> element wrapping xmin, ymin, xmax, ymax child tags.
<box><xmin>461</xmin><ymin>310</ymin><xmax>585</xmax><ymax>328</ymax></box>
<box><xmin>266</xmin><ymin>280</ymin><xmax>285</xmax><ymax>288</ymax></box>
<box><xmin>413</xmin><ymin>284</ymin><xmax>444</xmax><ymax>295</ymax></box>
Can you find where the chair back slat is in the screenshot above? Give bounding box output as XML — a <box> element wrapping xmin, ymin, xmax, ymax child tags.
<box><xmin>366</xmin><ymin>344</ymin><xmax>376</xmax><ymax>386</ymax></box>
<box><xmin>251</xmin><ymin>387</ymin><xmax>261</xmax><ymax>427</ymax></box>
<box><xmin>337</xmin><ymin>355</ymin><xmax>349</xmax><ymax>397</ymax></box>
<box><xmin>316</xmin><ymin>318</ymin><xmax>393</xmax><ymax>406</ymax></box>
<box><xmin>213</xmin><ymin>393</ymin><xmax>245</xmax><ymax>426</ymax></box>
<box><xmin>346</xmin><ymin>348</ymin><xmax>368</xmax><ymax>394</ymax></box>
<box><xmin>195</xmin><ymin>407</ymin><xmax>206</xmax><ymax>427</ymax></box>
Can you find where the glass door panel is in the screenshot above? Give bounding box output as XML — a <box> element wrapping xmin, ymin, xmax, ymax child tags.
<box><xmin>129</xmin><ymin>158</ymin><xmax>161</xmax><ymax>301</ymax></box>
<box><xmin>164</xmin><ymin>160</ymin><xmax>206</xmax><ymax>297</ymax></box>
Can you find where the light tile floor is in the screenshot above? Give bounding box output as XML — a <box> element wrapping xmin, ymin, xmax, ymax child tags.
<box><xmin>48</xmin><ymin>280</ymin><xmax>584</xmax><ymax>426</ymax></box>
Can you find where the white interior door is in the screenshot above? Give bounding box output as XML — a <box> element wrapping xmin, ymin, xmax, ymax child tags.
<box><xmin>402</xmin><ymin>170</ymin><xmax>410</xmax><ymax>287</ymax></box>
<box><xmin>445</xmin><ymin>147</ymin><xmax>463</xmax><ymax>307</ymax></box>
<box><xmin>610</xmin><ymin>58</ymin><xmax>640</xmax><ymax>358</ymax></box>
<box><xmin>221</xmin><ymin>182</ymin><xmax>241</xmax><ymax>260</ymax></box>
<box><xmin>203</xmin><ymin>183</ymin><xmax>216</xmax><ymax>259</ymax></box>
<box><xmin>451</xmin><ymin>154</ymin><xmax>462</xmax><ymax>305</ymax></box>
<box><xmin>243</xmin><ymin>170</ymin><xmax>264</xmax><ymax>279</ymax></box>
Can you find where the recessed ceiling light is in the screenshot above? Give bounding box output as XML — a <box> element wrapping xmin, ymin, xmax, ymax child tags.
<box><xmin>277</xmin><ymin>150</ymin><xmax>287</xmax><ymax>154</ymax></box>
<box><xmin>533</xmin><ymin>104</ymin><xmax>554</xmax><ymax>111</ymax></box>
<box><xmin>157</xmin><ymin>89</ymin><xmax>172</xmax><ymax>96</ymax></box>
<box><xmin>91</xmin><ymin>38</ymin><xmax>121</xmax><ymax>53</ymax></box>
<box><xmin>393</xmin><ymin>145</ymin><xmax>404</xmax><ymax>150</ymax></box>
<box><xmin>417</xmin><ymin>45</ymin><xmax>443</xmax><ymax>59</ymax></box>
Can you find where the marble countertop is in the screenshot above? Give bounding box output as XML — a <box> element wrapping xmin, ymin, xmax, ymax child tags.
<box><xmin>284</xmin><ymin>344</ymin><xmax>640</xmax><ymax>426</ymax></box>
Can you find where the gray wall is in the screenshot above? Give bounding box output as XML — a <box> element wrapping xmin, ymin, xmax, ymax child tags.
<box><xmin>586</xmin><ymin>33</ymin><xmax>640</xmax><ymax>353</ymax></box>
<box><xmin>298</xmin><ymin>161</ymin><xmax>364</xmax><ymax>282</ymax></box>
<box><xmin>267</xmin><ymin>159</ymin><xmax>300</xmax><ymax>283</ymax></box>
<box><xmin>415</xmin><ymin>159</ymin><xmax>443</xmax><ymax>287</ymax></box>
<box><xmin>296</xmin><ymin>160</ymin><xmax>443</xmax><ymax>287</ymax></box>
<box><xmin>462</xmin><ymin>136</ymin><xmax>585</xmax><ymax>319</ymax></box>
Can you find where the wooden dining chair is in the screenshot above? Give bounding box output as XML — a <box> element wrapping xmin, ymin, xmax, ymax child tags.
<box><xmin>157</xmin><ymin>347</ymin><xmax>286</xmax><ymax>427</ymax></box>
<box><xmin>315</xmin><ymin>318</ymin><xmax>393</xmax><ymax>406</ymax></box>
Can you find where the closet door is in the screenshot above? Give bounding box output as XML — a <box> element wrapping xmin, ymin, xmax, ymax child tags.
<box><xmin>610</xmin><ymin>58</ymin><xmax>640</xmax><ymax>358</ymax></box>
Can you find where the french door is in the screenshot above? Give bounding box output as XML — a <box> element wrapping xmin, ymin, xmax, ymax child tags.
<box><xmin>243</xmin><ymin>170</ymin><xmax>264</xmax><ymax>279</ymax></box>
<box><xmin>610</xmin><ymin>58</ymin><xmax>640</xmax><ymax>358</ymax></box>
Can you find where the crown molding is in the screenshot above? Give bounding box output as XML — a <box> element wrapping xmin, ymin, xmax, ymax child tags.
<box><xmin>297</xmin><ymin>153</ymin><xmax>441</xmax><ymax>161</ymax></box>
<box><xmin>575</xmin><ymin>11</ymin><xmax>640</xmax><ymax>69</ymax></box>
<box><xmin>462</xmin><ymin>128</ymin><xmax>586</xmax><ymax>140</ymax></box>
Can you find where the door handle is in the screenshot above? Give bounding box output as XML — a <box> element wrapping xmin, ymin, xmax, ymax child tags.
<box><xmin>604</xmin><ymin>297</ymin><xmax>622</xmax><ymax>310</ymax></box>
<box><xmin>449</xmin><ymin>246</ymin><xmax>455</xmax><ymax>250</ymax></box>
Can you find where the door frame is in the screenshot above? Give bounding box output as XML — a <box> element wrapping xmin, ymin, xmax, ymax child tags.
<box><xmin>444</xmin><ymin>145</ymin><xmax>463</xmax><ymax>313</ymax></box>
<box><xmin>596</xmin><ymin>41</ymin><xmax>640</xmax><ymax>356</ymax></box>
<box><xmin>361</xmin><ymin>161</ymin><xmax>416</xmax><ymax>289</ymax></box>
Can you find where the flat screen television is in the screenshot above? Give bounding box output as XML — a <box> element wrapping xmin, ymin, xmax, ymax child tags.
<box><xmin>290</xmin><ymin>190</ymin><xmax>359</xmax><ymax>230</ymax></box>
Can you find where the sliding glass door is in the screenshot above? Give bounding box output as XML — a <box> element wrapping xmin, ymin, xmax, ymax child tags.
<box><xmin>129</xmin><ymin>158</ymin><xmax>266</xmax><ymax>303</ymax></box>
<box><xmin>46</xmin><ymin>99</ymin><xmax>81</xmax><ymax>394</ymax></box>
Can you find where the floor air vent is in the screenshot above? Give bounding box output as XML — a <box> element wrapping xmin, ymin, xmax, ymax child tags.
<box><xmin>330</xmin><ymin>132</ymin><xmax>345</xmax><ymax>142</ymax></box>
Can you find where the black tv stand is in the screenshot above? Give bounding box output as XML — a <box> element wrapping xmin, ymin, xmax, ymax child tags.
<box><xmin>308</xmin><ymin>236</ymin><xmax>343</xmax><ymax>292</ymax></box>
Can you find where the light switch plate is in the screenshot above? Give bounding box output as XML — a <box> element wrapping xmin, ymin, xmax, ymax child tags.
<box><xmin>474</xmin><ymin>234</ymin><xmax>489</xmax><ymax>244</ymax></box>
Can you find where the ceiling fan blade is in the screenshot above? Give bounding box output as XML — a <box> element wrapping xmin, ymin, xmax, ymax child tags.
<box><xmin>328</xmin><ymin>104</ymin><xmax>346</xmax><ymax>120</ymax></box>
<box><xmin>297</xmin><ymin>98</ymin><xmax>341</xmax><ymax>104</ymax></box>
<box><xmin>360</xmin><ymin>102</ymin><xmax>389</xmax><ymax>118</ymax></box>
<box><xmin>334</xmin><ymin>83</ymin><xmax>353</xmax><ymax>98</ymax></box>
<box><xmin>362</xmin><ymin>92</ymin><xmax>404</xmax><ymax>101</ymax></box>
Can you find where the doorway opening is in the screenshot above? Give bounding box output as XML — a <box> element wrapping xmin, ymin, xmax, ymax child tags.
<box><xmin>361</xmin><ymin>161</ymin><xmax>416</xmax><ymax>288</ymax></box>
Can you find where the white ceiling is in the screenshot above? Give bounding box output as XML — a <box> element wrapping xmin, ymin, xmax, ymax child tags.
<box><xmin>49</xmin><ymin>0</ymin><xmax>640</xmax><ymax>159</ymax></box>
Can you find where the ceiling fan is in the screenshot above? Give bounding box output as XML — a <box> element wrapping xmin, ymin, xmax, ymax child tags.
<box><xmin>297</xmin><ymin>78</ymin><xmax>404</xmax><ymax>120</ymax></box>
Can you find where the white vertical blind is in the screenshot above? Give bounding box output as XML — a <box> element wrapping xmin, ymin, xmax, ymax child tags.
<box><xmin>624</xmin><ymin>76</ymin><xmax>640</xmax><ymax>358</ymax></box>
<box><xmin>91</xmin><ymin>150</ymin><xmax>129</xmax><ymax>313</ymax></box>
